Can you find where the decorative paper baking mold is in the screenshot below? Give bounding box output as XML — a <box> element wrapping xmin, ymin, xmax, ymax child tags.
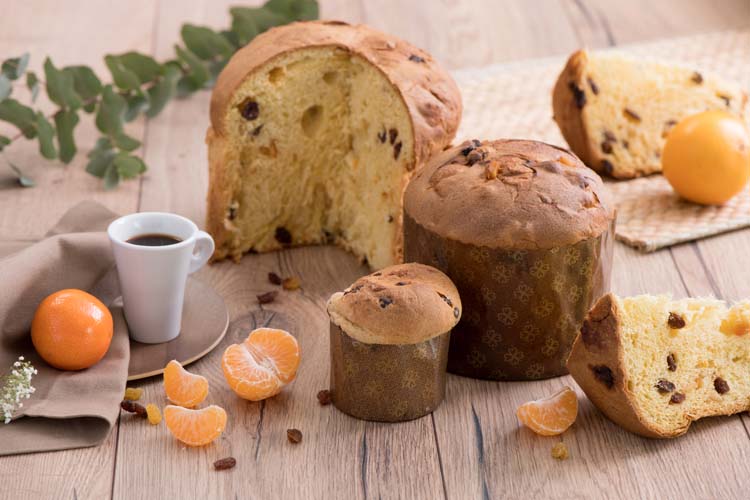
<box><xmin>453</xmin><ymin>30</ymin><xmax>750</xmax><ymax>251</ymax></box>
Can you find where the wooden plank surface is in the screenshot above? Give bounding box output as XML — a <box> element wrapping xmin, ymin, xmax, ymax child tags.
<box><xmin>2</xmin><ymin>1</ymin><xmax>750</xmax><ymax>499</ymax></box>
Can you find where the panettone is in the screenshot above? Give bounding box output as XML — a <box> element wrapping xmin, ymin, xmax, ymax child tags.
<box><xmin>568</xmin><ymin>293</ymin><xmax>750</xmax><ymax>438</ymax></box>
<box><xmin>206</xmin><ymin>20</ymin><xmax>461</xmax><ymax>269</ymax></box>
<box><xmin>553</xmin><ymin>49</ymin><xmax>749</xmax><ymax>178</ymax></box>
<box><xmin>326</xmin><ymin>263</ymin><xmax>461</xmax><ymax>421</ymax></box>
<box><xmin>403</xmin><ymin>139</ymin><xmax>615</xmax><ymax>380</ymax></box>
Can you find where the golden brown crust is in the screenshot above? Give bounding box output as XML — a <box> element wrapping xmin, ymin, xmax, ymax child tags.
<box><xmin>210</xmin><ymin>20</ymin><xmax>461</xmax><ymax>167</ymax></box>
<box><xmin>205</xmin><ymin>127</ymin><xmax>235</xmax><ymax>261</ymax></box>
<box><xmin>552</xmin><ymin>50</ymin><xmax>601</xmax><ymax>174</ymax></box>
<box><xmin>403</xmin><ymin>139</ymin><xmax>615</xmax><ymax>250</ymax></box>
<box><xmin>327</xmin><ymin>263</ymin><xmax>461</xmax><ymax>345</ymax></box>
<box><xmin>567</xmin><ymin>293</ymin><xmax>669</xmax><ymax>438</ymax></box>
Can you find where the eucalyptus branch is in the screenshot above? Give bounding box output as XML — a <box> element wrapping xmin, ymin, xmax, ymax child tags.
<box><xmin>0</xmin><ymin>0</ymin><xmax>318</xmax><ymax>188</ymax></box>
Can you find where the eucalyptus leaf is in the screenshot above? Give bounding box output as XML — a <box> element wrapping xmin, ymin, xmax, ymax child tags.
<box><xmin>89</xmin><ymin>136</ymin><xmax>113</xmax><ymax>158</ymax></box>
<box><xmin>230</xmin><ymin>7</ymin><xmax>286</xmax><ymax>45</ymax></box>
<box><xmin>264</xmin><ymin>0</ymin><xmax>319</xmax><ymax>20</ymax></box>
<box><xmin>83</xmin><ymin>101</ymin><xmax>97</xmax><ymax>113</ymax></box>
<box><xmin>113</xmin><ymin>131</ymin><xmax>141</xmax><ymax>151</ymax></box>
<box><xmin>54</xmin><ymin>109</ymin><xmax>79</xmax><ymax>163</ymax></box>
<box><xmin>26</xmin><ymin>71</ymin><xmax>39</xmax><ymax>102</ymax></box>
<box><xmin>220</xmin><ymin>30</ymin><xmax>240</xmax><ymax>49</ymax></box>
<box><xmin>0</xmin><ymin>98</ymin><xmax>37</xmax><ymax>138</ymax></box>
<box><xmin>113</xmin><ymin>152</ymin><xmax>146</xmax><ymax>179</ymax></box>
<box><xmin>0</xmin><ymin>135</ymin><xmax>10</xmax><ymax>151</ymax></box>
<box><xmin>0</xmin><ymin>75</ymin><xmax>11</xmax><ymax>100</ymax></box>
<box><xmin>124</xmin><ymin>92</ymin><xmax>149</xmax><ymax>122</ymax></box>
<box><xmin>86</xmin><ymin>138</ymin><xmax>115</xmax><ymax>178</ymax></box>
<box><xmin>8</xmin><ymin>161</ymin><xmax>34</xmax><ymax>187</ymax></box>
<box><xmin>174</xmin><ymin>45</ymin><xmax>210</xmax><ymax>88</ymax></box>
<box><xmin>175</xmin><ymin>75</ymin><xmax>200</xmax><ymax>98</ymax></box>
<box><xmin>1</xmin><ymin>53</ymin><xmax>30</xmax><ymax>80</ymax></box>
<box><xmin>65</xmin><ymin>66</ymin><xmax>102</xmax><ymax>102</ymax></box>
<box><xmin>181</xmin><ymin>24</ymin><xmax>235</xmax><ymax>60</ymax></box>
<box><xmin>44</xmin><ymin>58</ymin><xmax>83</xmax><ymax>109</ymax></box>
<box><xmin>207</xmin><ymin>59</ymin><xmax>227</xmax><ymax>82</ymax></box>
<box><xmin>95</xmin><ymin>85</ymin><xmax>126</xmax><ymax>134</ymax></box>
<box><xmin>118</xmin><ymin>52</ymin><xmax>162</xmax><ymax>83</ymax></box>
<box><xmin>104</xmin><ymin>55</ymin><xmax>141</xmax><ymax>91</ymax></box>
<box><xmin>34</xmin><ymin>112</ymin><xmax>57</xmax><ymax>160</ymax></box>
<box><xmin>145</xmin><ymin>65</ymin><xmax>179</xmax><ymax>117</ymax></box>
<box><xmin>103</xmin><ymin>162</ymin><xmax>120</xmax><ymax>189</ymax></box>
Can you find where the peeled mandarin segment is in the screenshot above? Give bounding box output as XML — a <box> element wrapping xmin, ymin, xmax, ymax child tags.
<box><xmin>517</xmin><ymin>387</ymin><xmax>578</xmax><ymax>436</ymax></box>
<box><xmin>245</xmin><ymin>327</ymin><xmax>301</xmax><ymax>383</ymax></box>
<box><xmin>164</xmin><ymin>405</ymin><xmax>227</xmax><ymax>447</ymax></box>
<box><xmin>163</xmin><ymin>360</ymin><xmax>209</xmax><ymax>408</ymax></box>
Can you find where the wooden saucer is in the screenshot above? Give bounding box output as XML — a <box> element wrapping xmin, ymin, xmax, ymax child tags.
<box><xmin>113</xmin><ymin>278</ymin><xmax>229</xmax><ymax>381</ymax></box>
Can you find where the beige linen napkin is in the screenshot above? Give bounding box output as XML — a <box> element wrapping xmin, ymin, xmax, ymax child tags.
<box><xmin>0</xmin><ymin>201</ymin><xmax>129</xmax><ymax>455</ymax></box>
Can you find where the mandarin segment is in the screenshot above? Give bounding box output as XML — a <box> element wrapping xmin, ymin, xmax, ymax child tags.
<box><xmin>164</xmin><ymin>405</ymin><xmax>227</xmax><ymax>446</ymax></box>
<box><xmin>163</xmin><ymin>360</ymin><xmax>209</xmax><ymax>408</ymax></box>
<box><xmin>222</xmin><ymin>328</ymin><xmax>300</xmax><ymax>401</ymax></box>
<box><xmin>517</xmin><ymin>386</ymin><xmax>578</xmax><ymax>436</ymax></box>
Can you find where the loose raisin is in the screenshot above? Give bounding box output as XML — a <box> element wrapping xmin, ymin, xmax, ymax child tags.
<box><xmin>214</xmin><ymin>457</ymin><xmax>237</xmax><ymax>470</ymax></box>
<box><xmin>257</xmin><ymin>291</ymin><xmax>277</xmax><ymax>304</ymax></box>
<box><xmin>667</xmin><ymin>353</ymin><xmax>677</xmax><ymax>372</ymax></box>
<box><xmin>655</xmin><ymin>379</ymin><xmax>675</xmax><ymax>394</ymax></box>
<box><xmin>379</xmin><ymin>297</ymin><xmax>393</xmax><ymax>308</ymax></box>
<box><xmin>669</xmin><ymin>392</ymin><xmax>686</xmax><ymax>404</ymax></box>
<box><xmin>691</xmin><ymin>72</ymin><xmax>703</xmax><ymax>84</ymax></box>
<box><xmin>287</xmin><ymin>428</ymin><xmax>303</xmax><ymax>444</ymax></box>
<box><xmin>568</xmin><ymin>82</ymin><xmax>586</xmax><ymax>108</ymax></box>
<box><xmin>275</xmin><ymin>226</ymin><xmax>292</xmax><ymax>245</ymax></box>
<box><xmin>667</xmin><ymin>312</ymin><xmax>686</xmax><ymax>329</ymax></box>
<box><xmin>238</xmin><ymin>98</ymin><xmax>259</xmax><ymax>120</ymax></box>
<box><xmin>590</xmin><ymin>365</ymin><xmax>614</xmax><ymax>389</ymax></box>
<box><xmin>714</xmin><ymin>377</ymin><xmax>730</xmax><ymax>394</ymax></box>
<box><xmin>268</xmin><ymin>272</ymin><xmax>282</xmax><ymax>285</ymax></box>
<box><xmin>121</xmin><ymin>400</ymin><xmax>147</xmax><ymax>418</ymax></box>
<box><xmin>317</xmin><ymin>389</ymin><xmax>332</xmax><ymax>406</ymax></box>
<box><xmin>408</xmin><ymin>54</ymin><xmax>425</xmax><ymax>63</ymax></box>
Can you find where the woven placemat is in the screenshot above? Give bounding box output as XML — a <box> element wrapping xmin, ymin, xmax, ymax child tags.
<box><xmin>453</xmin><ymin>30</ymin><xmax>750</xmax><ymax>251</ymax></box>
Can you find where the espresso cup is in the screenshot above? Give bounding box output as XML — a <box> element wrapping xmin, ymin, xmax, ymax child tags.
<box><xmin>107</xmin><ymin>212</ymin><xmax>214</xmax><ymax>344</ymax></box>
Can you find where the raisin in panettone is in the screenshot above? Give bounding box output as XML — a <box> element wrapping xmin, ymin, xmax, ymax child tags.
<box><xmin>403</xmin><ymin>139</ymin><xmax>615</xmax><ymax>381</ymax></box>
<box><xmin>568</xmin><ymin>293</ymin><xmax>750</xmax><ymax>438</ymax></box>
<box><xmin>206</xmin><ymin>21</ymin><xmax>461</xmax><ymax>269</ymax></box>
<box><xmin>327</xmin><ymin>263</ymin><xmax>461</xmax><ymax>422</ymax></box>
<box><xmin>553</xmin><ymin>49</ymin><xmax>749</xmax><ymax>178</ymax></box>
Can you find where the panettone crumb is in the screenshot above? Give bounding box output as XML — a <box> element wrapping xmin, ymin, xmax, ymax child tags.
<box><xmin>551</xmin><ymin>442</ymin><xmax>569</xmax><ymax>460</ymax></box>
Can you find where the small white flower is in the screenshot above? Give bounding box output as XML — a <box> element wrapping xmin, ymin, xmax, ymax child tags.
<box><xmin>1</xmin><ymin>356</ymin><xmax>36</xmax><ymax>424</ymax></box>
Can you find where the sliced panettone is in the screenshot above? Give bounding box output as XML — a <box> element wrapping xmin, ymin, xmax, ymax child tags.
<box><xmin>553</xmin><ymin>49</ymin><xmax>749</xmax><ymax>178</ymax></box>
<box><xmin>206</xmin><ymin>20</ymin><xmax>461</xmax><ymax>269</ymax></box>
<box><xmin>567</xmin><ymin>293</ymin><xmax>750</xmax><ymax>438</ymax></box>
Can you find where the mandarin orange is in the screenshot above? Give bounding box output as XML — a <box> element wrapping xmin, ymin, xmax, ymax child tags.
<box><xmin>517</xmin><ymin>386</ymin><xmax>578</xmax><ymax>436</ymax></box>
<box><xmin>164</xmin><ymin>405</ymin><xmax>227</xmax><ymax>446</ymax></box>
<box><xmin>163</xmin><ymin>360</ymin><xmax>209</xmax><ymax>408</ymax></box>
<box><xmin>222</xmin><ymin>327</ymin><xmax>300</xmax><ymax>401</ymax></box>
<box><xmin>31</xmin><ymin>289</ymin><xmax>113</xmax><ymax>370</ymax></box>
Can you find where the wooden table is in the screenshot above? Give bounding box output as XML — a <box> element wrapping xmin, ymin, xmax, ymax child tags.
<box><xmin>2</xmin><ymin>1</ymin><xmax>750</xmax><ymax>498</ymax></box>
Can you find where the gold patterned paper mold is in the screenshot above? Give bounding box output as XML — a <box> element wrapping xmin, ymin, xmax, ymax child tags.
<box><xmin>326</xmin><ymin>263</ymin><xmax>461</xmax><ymax>422</ymax></box>
<box><xmin>404</xmin><ymin>214</ymin><xmax>614</xmax><ymax>380</ymax></box>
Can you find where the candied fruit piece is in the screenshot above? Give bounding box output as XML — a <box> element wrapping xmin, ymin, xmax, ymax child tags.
<box><xmin>551</xmin><ymin>442</ymin><xmax>569</xmax><ymax>460</ymax></box>
<box><xmin>124</xmin><ymin>387</ymin><xmax>143</xmax><ymax>401</ymax></box>
<box><xmin>146</xmin><ymin>404</ymin><xmax>162</xmax><ymax>425</ymax></box>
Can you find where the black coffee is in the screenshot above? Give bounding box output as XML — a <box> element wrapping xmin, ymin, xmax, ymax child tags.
<box><xmin>127</xmin><ymin>233</ymin><xmax>182</xmax><ymax>246</ymax></box>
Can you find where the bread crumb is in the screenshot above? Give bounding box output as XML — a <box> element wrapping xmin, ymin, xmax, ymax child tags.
<box><xmin>551</xmin><ymin>442</ymin><xmax>569</xmax><ymax>460</ymax></box>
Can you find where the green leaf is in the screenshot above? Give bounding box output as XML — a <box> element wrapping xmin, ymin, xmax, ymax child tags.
<box><xmin>264</xmin><ymin>0</ymin><xmax>319</xmax><ymax>20</ymax></box>
<box><xmin>118</xmin><ymin>52</ymin><xmax>162</xmax><ymax>83</ymax></box>
<box><xmin>0</xmin><ymin>98</ymin><xmax>37</xmax><ymax>138</ymax></box>
<box><xmin>104</xmin><ymin>55</ymin><xmax>141</xmax><ymax>91</ymax></box>
<box><xmin>65</xmin><ymin>66</ymin><xmax>102</xmax><ymax>102</ymax></box>
<box><xmin>113</xmin><ymin>152</ymin><xmax>146</xmax><ymax>179</ymax></box>
<box><xmin>220</xmin><ymin>30</ymin><xmax>240</xmax><ymax>49</ymax></box>
<box><xmin>44</xmin><ymin>58</ymin><xmax>83</xmax><ymax>109</ymax></box>
<box><xmin>95</xmin><ymin>85</ymin><xmax>126</xmax><ymax>134</ymax></box>
<box><xmin>103</xmin><ymin>162</ymin><xmax>119</xmax><ymax>189</ymax></box>
<box><xmin>26</xmin><ymin>71</ymin><xmax>40</xmax><ymax>102</ymax></box>
<box><xmin>0</xmin><ymin>75</ymin><xmax>11</xmax><ymax>100</ymax></box>
<box><xmin>7</xmin><ymin>161</ymin><xmax>34</xmax><ymax>187</ymax></box>
<box><xmin>208</xmin><ymin>59</ymin><xmax>227</xmax><ymax>82</ymax></box>
<box><xmin>230</xmin><ymin>7</ymin><xmax>286</xmax><ymax>45</ymax></box>
<box><xmin>1</xmin><ymin>53</ymin><xmax>30</xmax><ymax>80</ymax></box>
<box><xmin>123</xmin><ymin>92</ymin><xmax>149</xmax><ymax>122</ymax></box>
<box><xmin>89</xmin><ymin>136</ymin><xmax>113</xmax><ymax>157</ymax></box>
<box><xmin>145</xmin><ymin>65</ymin><xmax>179</xmax><ymax>117</ymax></box>
<box><xmin>181</xmin><ymin>24</ymin><xmax>235</xmax><ymax>60</ymax></box>
<box><xmin>113</xmin><ymin>131</ymin><xmax>141</xmax><ymax>151</ymax></box>
<box><xmin>174</xmin><ymin>45</ymin><xmax>210</xmax><ymax>88</ymax></box>
<box><xmin>34</xmin><ymin>112</ymin><xmax>57</xmax><ymax>160</ymax></box>
<box><xmin>86</xmin><ymin>137</ymin><xmax>115</xmax><ymax>178</ymax></box>
<box><xmin>54</xmin><ymin>109</ymin><xmax>79</xmax><ymax>163</ymax></box>
<box><xmin>0</xmin><ymin>135</ymin><xmax>10</xmax><ymax>151</ymax></box>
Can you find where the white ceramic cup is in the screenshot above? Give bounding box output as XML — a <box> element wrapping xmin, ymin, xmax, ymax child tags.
<box><xmin>107</xmin><ymin>212</ymin><xmax>214</xmax><ymax>344</ymax></box>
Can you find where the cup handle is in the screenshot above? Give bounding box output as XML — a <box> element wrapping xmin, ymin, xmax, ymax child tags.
<box><xmin>189</xmin><ymin>230</ymin><xmax>215</xmax><ymax>274</ymax></box>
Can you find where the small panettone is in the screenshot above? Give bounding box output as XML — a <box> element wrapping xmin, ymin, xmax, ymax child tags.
<box><xmin>553</xmin><ymin>49</ymin><xmax>749</xmax><ymax>178</ymax></box>
<box><xmin>326</xmin><ymin>263</ymin><xmax>461</xmax><ymax>422</ymax></box>
<box><xmin>568</xmin><ymin>293</ymin><xmax>750</xmax><ymax>438</ymax></box>
<box><xmin>403</xmin><ymin>139</ymin><xmax>615</xmax><ymax>381</ymax></box>
<box><xmin>206</xmin><ymin>20</ymin><xmax>461</xmax><ymax>269</ymax></box>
